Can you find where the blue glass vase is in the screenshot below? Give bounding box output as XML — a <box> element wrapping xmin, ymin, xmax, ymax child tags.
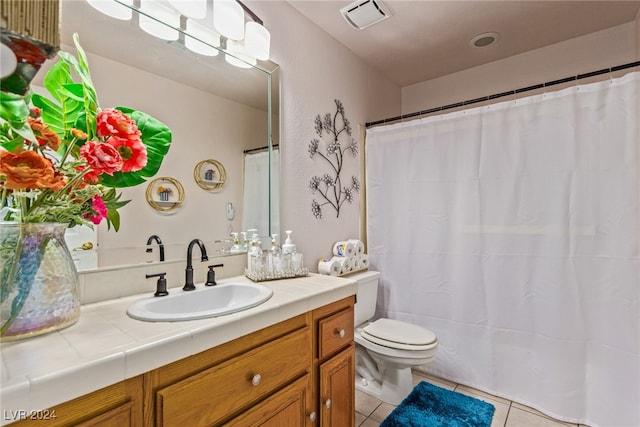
<box><xmin>0</xmin><ymin>223</ymin><xmax>80</xmax><ymax>341</ymax></box>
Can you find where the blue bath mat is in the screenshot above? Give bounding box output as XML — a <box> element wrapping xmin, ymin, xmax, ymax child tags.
<box><xmin>381</xmin><ymin>381</ymin><xmax>495</xmax><ymax>427</ymax></box>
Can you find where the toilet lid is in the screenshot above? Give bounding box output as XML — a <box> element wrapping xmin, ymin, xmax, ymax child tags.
<box><xmin>362</xmin><ymin>318</ymin><xmax>437</xmax><ymax>350</ymax></box>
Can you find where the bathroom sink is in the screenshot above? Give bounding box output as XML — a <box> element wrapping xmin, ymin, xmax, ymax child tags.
<box><xmin>127</xmin><ymin>282</ymin><xmax>273</xmax><ymax>322</ymax></box>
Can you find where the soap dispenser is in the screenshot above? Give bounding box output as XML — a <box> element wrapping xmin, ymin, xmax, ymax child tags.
<box><xmin>247</xmin><ymin>234</ymin><xmax>262</xmax><ymax>275</ymax></box>
<box><xmin>230</xmin><ymin>232</ymin><xmax>241</xmax><ymax>253</ymax></box>
<box><xmin>270</xmin><ymin>234</ymin><xmax>282</xmax><ymax>276</ymax></box>
<box><xmin>270</xmin><ymin>234</ymin><xmax>281</xmax><ymax>255</ymax></box>
<box><xmin>282</xmin><ymin>230</ymin><xmax>296</xmax><ymax>254</ymax></box>
<box><xmin>240</xmin><ymin>231</ymin><xmax>248</xmax><ymax>251</ymax></box>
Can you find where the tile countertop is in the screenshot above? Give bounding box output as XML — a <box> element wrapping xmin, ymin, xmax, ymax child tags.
<box><xmin>0</xmin><ymin>274</ymin><xmax>357</xmax><ymax>425</ymax></box>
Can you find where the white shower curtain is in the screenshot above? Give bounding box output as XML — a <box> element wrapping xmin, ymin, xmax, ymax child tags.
<box><xmin>365</xmin><ymin>72</ymin><xmax>639</xmax><ymax>427</ymax></box>
<box><xmin>242</xmin><ymin>149</ymin><xmax>280</xmax><ymax>239</ymax></box>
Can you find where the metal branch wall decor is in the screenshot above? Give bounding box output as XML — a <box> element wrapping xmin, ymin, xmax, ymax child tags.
<box><xmin>308</xmin><ymin>99</ymin><xmax>360</xmax><ymax>218</ymax></box>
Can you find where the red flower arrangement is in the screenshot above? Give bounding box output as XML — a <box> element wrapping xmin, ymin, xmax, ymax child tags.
<box><xmin>0</xmin><ymin>34</ymin><xmax>172</xmax><ymax>230</ymax></box>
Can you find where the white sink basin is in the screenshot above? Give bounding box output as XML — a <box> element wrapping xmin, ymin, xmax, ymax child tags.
<box><xmin>127</xmin><ymin>282</ymin><xmax>273</xmax><ymax>322</ymax></box>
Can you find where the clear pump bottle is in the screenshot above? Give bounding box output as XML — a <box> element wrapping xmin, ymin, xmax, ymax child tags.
<box><xmin>247</xmin><ymin>233</ymin><xmax>263</xmax><ymax>275</ymax></box>
<box><xmin>270</xmin><ymin>234</ymin><xmax>282</xmax><ymax>276</ymax></box>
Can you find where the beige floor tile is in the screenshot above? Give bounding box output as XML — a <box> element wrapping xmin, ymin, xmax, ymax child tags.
<box><xmin>489</xmin><ymin>403</ymin><xmax>510</xmax><ymax>427</ymax></box>
<box><xmin>368</xmin><ymin>402</ymin><xmax>396</xmax><ymax>424</ymax></box>
<box><xmin>412</xmin><ymin>370</ymin><xmax>456</xmax><ymax>390</ymax></box>
<box><xmin>356</xmin><ymin>412</ymin><xmax>367</xmax><ymax>426</ymax></box>
<box><xmin>359</xmin><ymin>419</ymin><xmax>381</xmax><ymax>427</ymax></box>
<box><xmin>511</xmin><ymin>402</ymin><xmax>576</xmax><ymax>426</ymax></box>
<box><xmin>506</xmin><ymin>407</ymin><xmax>577</xmax><ymax>427</ymax></box>
<box><xmin>355</xmin><ymin>389</ymin><xmax>382</xmax><ymax>417</ymax></box>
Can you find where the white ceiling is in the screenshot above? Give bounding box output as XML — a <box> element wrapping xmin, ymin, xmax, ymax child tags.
<box><xmin>287</xmin><ymin>0</ymin><xmax>640</xmax><ymax>87</ymax></box>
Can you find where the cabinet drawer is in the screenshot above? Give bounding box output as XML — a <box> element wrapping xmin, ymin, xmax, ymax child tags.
<box><xmin>318</xmin><ymin>308</ymin><xmax>354</xmax><ymax>360</ymax></box>
<box><xmin>157</xmin><ymin>328</ymin><xmax>311</xmax><ymax>426</ymax></box>
<box><xmin>223</xmin><ymin>375</ymin><xmax>311</xmax><ymax>426</ymax></box>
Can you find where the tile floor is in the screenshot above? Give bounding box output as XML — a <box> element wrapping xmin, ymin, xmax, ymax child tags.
<box><xmin>355</xmin><ymin>370</ymin><xmax>590</xmax><ymax>427</ymax></box>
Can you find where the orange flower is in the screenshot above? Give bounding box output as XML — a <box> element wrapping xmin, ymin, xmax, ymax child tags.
<box><xmin>28</xmin><ymin>117</ymin><xmax>61</xmax><ymax>151</ymax></box>
<box><xmin>0</xmin><ymin>150</ymin><xmax>65</xmax><ymax>191</ymax></box>
<box><xmin>71</xmin><ymin>128</ymin><xmax>88</xmax><ymax>141</ymax></box>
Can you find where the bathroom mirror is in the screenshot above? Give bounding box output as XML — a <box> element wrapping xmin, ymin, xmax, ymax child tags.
<box><xmin>56</xmin><ymin>0</ymin><xmax>280</xmax><ymax>270</ymax></box>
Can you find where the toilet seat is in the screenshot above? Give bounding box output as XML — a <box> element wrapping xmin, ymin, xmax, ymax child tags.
<box><xmin>361</xmin><ymin>318</ymin><xmax>437</xmax><ymax>351</ymax></box>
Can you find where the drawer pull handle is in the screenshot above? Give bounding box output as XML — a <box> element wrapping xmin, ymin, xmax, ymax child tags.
<box><xmin>309</xmin><ymin>412</ymin><xmax>317</xmax><ymax>422</ymax></box>
<box><xmin>336</xmin><ymin>328</ymin><xmax>346</xmax><ymax>338</ymax></box>
<box><xmin>325</xmin><ymin>399</ymin><xmax>332</xmax><ymax>409</ymax></box>
<box><xmin>251</xmin><ymin>374</ymin><xmax>261</xmax><ymax>386</ymax></box>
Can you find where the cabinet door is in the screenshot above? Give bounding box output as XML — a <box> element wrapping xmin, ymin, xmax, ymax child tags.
<box><xmin>75</xmin><ymin>402</ymin><xmax>136</xmax><ymax>427</ymax></box>
<box><xmin>7</xmin><ymin>377</ymin><xmax>142</xmax><ymax>427</ymax></box>
<box><xmin>224</xmin><ymin>375</ymin><xmax>311</xmax><ymax>427</ymax></box>
<box><xmin>319</xmin><ymin>346</ymin><xmax>355</xmax><ymax>427</ymax></box>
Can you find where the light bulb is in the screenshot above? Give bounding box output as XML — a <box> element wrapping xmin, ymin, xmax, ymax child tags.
<box><xmin>168</xmin><ymin>0</ymin><xmax>206</xmax><ymax>19</ymax></box>
<box><xmin>185</xmin><ymin>19</ymin><xmax>220</xmax><ymax>56</ymax></box>
<box><xmin>244</xmin><ymin>21</ymin><xmax>270</xmax><ymax>61</ymax></box>
<box><xmin>225</xmin><ymin>40</ymin><xmax>256</xmax><ymax>68</ymax></box>
<box><xmin>87</xmin><ymin>0</ymin><xmax>133</xmax><ymax>20</ymax></box>
<box><xmin>139</xmin><ymin>0</ymin><xmax>180</xmax><ymax>41</ymax></box>
<box><xmin>213</xmin><ymin>0</ymin><xmax>244</xmax><ymax>41</ymax></box>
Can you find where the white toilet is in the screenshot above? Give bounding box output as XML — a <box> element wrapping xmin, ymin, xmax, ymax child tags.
<box><xmin>351</xmin><ymin>270</ymin><xmax>438</xmax><ymax>405</ymax></box>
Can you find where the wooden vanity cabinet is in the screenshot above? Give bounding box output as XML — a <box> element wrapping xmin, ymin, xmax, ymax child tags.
<box><xmin>311</xmin><ymin>296</ymin><xmax>356</xmax><ymax>427</ymax></box>
<box><xmin>5</xmin><ymin>297</ymin><xmax>356</xmax><ymax>427</ymax></box>
<box><xmin>8</xmin><ymin>376</ymin><xmax>143</xmax><ymax>427</ymax></box>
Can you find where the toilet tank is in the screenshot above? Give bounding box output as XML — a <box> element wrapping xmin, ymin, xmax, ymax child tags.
<box><xmin>351</xmin><ymin>270</ymin><xmax>381</xmax><ymax>326</ymax></box>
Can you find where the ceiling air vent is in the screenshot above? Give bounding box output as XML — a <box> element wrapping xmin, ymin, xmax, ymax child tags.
<box><xmin>340</xmin><ymin>0</ymin><xmax>391</xmax><ymax>30</ymax></box>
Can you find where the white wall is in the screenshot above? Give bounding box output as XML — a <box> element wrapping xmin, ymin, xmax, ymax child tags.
<box><xmin>401</xmin><ymin>22</ymin><xmax>638</xmax><ymax>114</ymax></box>
<box><xmin>245</xmin><ymin>1</ymin><xmax>401</xmax><ymax>271</ymax></box>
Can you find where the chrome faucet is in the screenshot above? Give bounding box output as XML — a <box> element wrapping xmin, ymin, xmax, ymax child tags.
<box><xmin>184</xmin><ymin>239</ymin><xmax>208</xmax><ymax>291</ymax></box>
<box><xmin>146</xmin><ymin>234</ymin><xmax>165</xmax><ymax>262</ymax></box>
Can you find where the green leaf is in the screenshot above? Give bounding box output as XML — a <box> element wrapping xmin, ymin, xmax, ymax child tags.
<box><xmin>53</xmin><ymin>37</ymin><xmax>99</xmax><ymax>139</ymax></box>
<box><xmin>99</xmin><ymin>107</ymin><xmax>172</xmax><ymax>188</ymax></box>
<box><xmin>42</xmin><ymin>61</ymin><xmax>73</xmax><ymax>103</ymax></box>
<box><xmin>106</xmin><ymin>208</ymin><xmax>121</xmax><ymax>232</ymax></box>
<box><xmin>0</xmin><ymin>91</ymin><xmax>35</xmax><ymax>142</ymax></box>
<box><xmin>103</xmin><ymin>190</ymin><xmax>131</xmax><ymax>210</ymax></box>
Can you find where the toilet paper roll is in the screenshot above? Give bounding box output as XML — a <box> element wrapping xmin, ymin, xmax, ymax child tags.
<box><xmin>352</xmin><ymin>255</ymin><xmax>362</xmax><ymax>270</ymax></box>
<box><xmin>348</xmin><ymin>239</ymin><xmax>365</xmax><ymax>255</ymax></box>
<box><xmin>333</xmin><ymin>241</ymin><xmax>355</xmax><ymax>258</ymax></box>
<box><xmin>318</xmin><ymin>259</ymin><xmax>341</xmax><ymax>276</ymax></box>
<box><xmin>331</xmin><ymin>256</ymin><xmax>353</xmax><ymax>274</ymax></box>
<box><xmin>359</xmin><ymin>253</ymin><xmax>370</xmax><ymax>268</ymax></box>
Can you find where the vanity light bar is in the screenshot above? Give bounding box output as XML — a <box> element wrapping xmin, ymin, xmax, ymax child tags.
<box><xmin>86</xmin><ymin>0</ymin><xmax>270</xmax><ymax>65</ymax></box>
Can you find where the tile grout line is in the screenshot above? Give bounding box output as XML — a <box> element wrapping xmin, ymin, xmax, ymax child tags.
<box><xmin>503</xmin><ymin>401</ymin><xmax>513</xmax><ymax>427</ymax></box>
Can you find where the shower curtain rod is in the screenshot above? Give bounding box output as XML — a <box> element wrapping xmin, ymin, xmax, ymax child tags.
<box><xmin>243</xmin><ymin>144</ymin><xmax>279</xmax><ymax>154</ymax></box>
<box><xmin>365</xmin><ymin>60</ymin><xmax>640</xmax><ymax>128</ymax></box>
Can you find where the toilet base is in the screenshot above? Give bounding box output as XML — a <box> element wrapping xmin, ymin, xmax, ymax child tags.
<box><xmin>354</xmin><ymin>362</ymin><xmax>414</xmax><ymax>406</ymax></box>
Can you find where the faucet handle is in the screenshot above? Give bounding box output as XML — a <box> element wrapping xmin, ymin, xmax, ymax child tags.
<box><xmin>205</xmin><ymin>264</ymin><xmax>224</xmax><ymax>287</ymax></box>
<box><xmin>146</xmin><ymin>272</ymin><xmax>168</xmax><ymax>297</ymax></box>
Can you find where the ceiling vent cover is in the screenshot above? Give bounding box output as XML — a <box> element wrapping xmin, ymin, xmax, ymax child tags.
<box><xmin>340</xmin><ymin>0</ymin><xmax>391</xmax><ymax>30</ymax></box>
